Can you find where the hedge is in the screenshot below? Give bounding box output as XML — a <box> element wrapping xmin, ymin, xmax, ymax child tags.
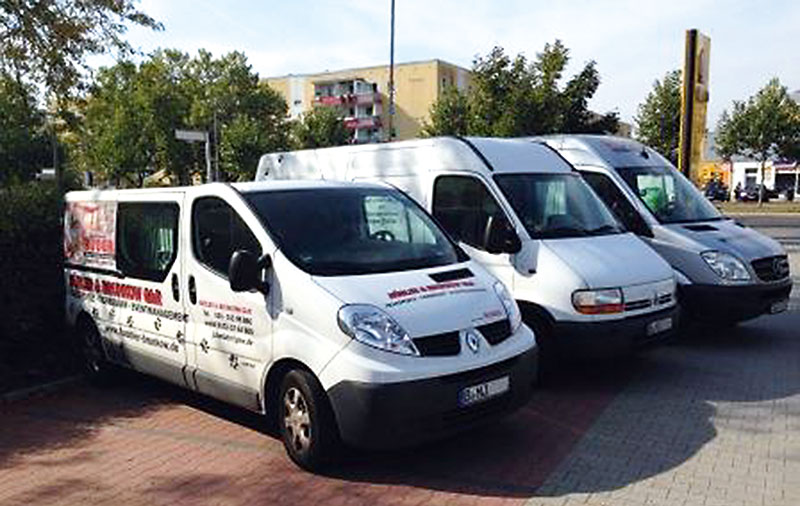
<box><xmin>0</xmin><ymin>181</ymin><xmax>81</xmax><ymax>393</ymax></box>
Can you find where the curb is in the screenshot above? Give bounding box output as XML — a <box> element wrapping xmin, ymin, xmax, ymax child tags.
<box><xmin>0</xmin><ymin>375</ymin><xmax>84</xmax><ymax>405</ymax></box>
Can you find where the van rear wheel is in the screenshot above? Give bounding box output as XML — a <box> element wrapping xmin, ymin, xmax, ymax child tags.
<box><xmin>78</xmin><ymin>319</ymin><xmax>110</xmax><ymax>380</ymax></box>
<box><xmin>278</xmin><ymin>370</ymin><xmax>339</xmax><ymax>471</ymax></box>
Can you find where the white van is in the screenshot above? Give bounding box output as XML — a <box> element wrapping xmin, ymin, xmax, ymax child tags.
<box><xmin>255</xmin><ymin>137</ymin><xmax>678</xmax><ymax>365</ymax></box>
<box><xmin>537</xmin><ymin>135</ymin><xmax>792</xmax><ymax>322</ymax></box>
<box><xmin>64</xmin><ymin>180</ymin><xmax>537</xmax><ymax>471</ymax></box>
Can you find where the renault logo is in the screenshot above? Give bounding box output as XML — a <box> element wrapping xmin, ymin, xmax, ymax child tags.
<box><xmin>463</xmin><ymin>329</ymin><xmax>481</xmax><ymax>354</ymax></box>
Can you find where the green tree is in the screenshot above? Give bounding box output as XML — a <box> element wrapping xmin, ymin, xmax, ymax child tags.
<box><xmin>423</xmin><ymin>42</ymin><xmax>618</xmax><ymax>137</ymax></box>
<box><xmin>74</xmin><ymin>49</ymin><xmax>290</xmax><ymax>185</ymax></box>
<box><xmin>634</xmin><ymin>70</ymin><xmax>682</xmax><ymax>165</ymax></box>
<box><xmin>183</xmin><ymin>50</ymin><xmax>289</xmax><ymax>181</ymax></box>
<box><xmin>75</xmin><ymin>52</ymin><xmax>192</xmax><ymax>187</ymax></box>
<box><xmin>0</xmin><ymin>0</ymin><xmax>160</xmax><ymax>97</ymax></box>
<box><xmin>292</xmin><ymin>106</ymin><xmax>351</xmax><ymax>149</ymax></box>
<box><xmin>422</xmin><ymin>86</ymin><xmax>469</xmax><ymax>136</ymax></box>
<box><xmin>716</xmin><ymin>78</ymin><xmax>800</xmax><ymax>204</ymax></box>
<box><xmin>0</xmin><ymin>74</ymin><xmax>51</xmax><ymax>184</ymax></box>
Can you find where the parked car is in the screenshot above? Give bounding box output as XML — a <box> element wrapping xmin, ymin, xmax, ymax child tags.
<box><xmin>738</xmin><ymin>184</ymin><xmax>778</xmax><ymax>202</ymax></box>
<box><xmin>64</xmin><ymin>181</ymin><xmax>537</xmax><ymax>471</ymax></box>
<box><xmin>256</xmin><ymin>137</ymin><xmax>678</xmax><ymax>367</ymax></box>
<box><xmin>538</xmin><ymin>135</ymin><xmax>792</xmax><ymax>324</ymax></box>
<box><xmin>703</xmin><ymin>180</ymin><xmax>729</xmax><ymax>201</ymax></box>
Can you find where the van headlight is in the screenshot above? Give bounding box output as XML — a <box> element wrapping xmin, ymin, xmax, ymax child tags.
<box><xmin>701</xmin><ymin>251</ymin><xmax>751</xmax><ymax>281</ymax></box>
<box><xmin>493</xmin><ymin>281</ymin><xmax>522</xmax><ymax>332</ymax></box>
<box><xmin>337</xmin><ymin>304</ymin><xmax>420</xmax><ymax>356</ymax></box>
<box><xmin>572</xmin><ymin>288</ymin><xmax>624</xmax><ymax>314</ymax></box>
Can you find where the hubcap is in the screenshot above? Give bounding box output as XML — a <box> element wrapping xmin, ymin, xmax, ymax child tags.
<box><xmin>283</xmin><ymin>387</ymin><xmax>311</xmax><ymax>453</ymax></box>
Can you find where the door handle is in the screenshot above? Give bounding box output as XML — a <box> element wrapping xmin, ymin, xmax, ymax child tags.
<box><xmin>171</xmin><ymin>273</ymin><xmax>180</xmax><ymax>302</ymax></box>
<box><xmin>188</xmin><ymin>275</ymin><xmax>197</xmax><ymax>305</ymax></box>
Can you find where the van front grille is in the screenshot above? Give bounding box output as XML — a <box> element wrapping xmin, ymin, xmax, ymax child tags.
<box><xmin>752</xmin><ymin>255</ymin><xmax>790</xmax><ymax>282</ymax></box>
<box><xmin>476</xmin><ymin>319</ymin><xmax>512</xmax><ymax>345</ymax></box>
<box><xmin>413</xmin><ymin>331</ymin><xmax>460</xmax><ymax>356</ymax></box>
<box><xmin>624</xmin><ymin>299</ymin><xmax>652</xmax><ymax>311</ymax></box>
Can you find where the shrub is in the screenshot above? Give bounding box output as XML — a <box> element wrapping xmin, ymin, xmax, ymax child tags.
<box><xmin>0</xmin><ymin>181</ymin><xmax>81</xmax><ymax>392</ymax></box>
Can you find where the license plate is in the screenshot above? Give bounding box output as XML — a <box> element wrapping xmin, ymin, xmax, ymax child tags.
<box><xmin>458</xmin><ymin>376</ymin><xmax>510</xmax><ymax>407</ymax></box>
<box><xmin>646</xmin><ymin>317</ymin><xmax>673</xmax><ymax>336</ymax></box>
<box><xmin>770</xmin><ymin>299</ymin><xmax>789</xmax><ymax>314</ymax></box>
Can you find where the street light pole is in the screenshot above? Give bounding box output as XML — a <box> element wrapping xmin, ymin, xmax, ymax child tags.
<box><xmin>387</xmin><ymin>0</ymin><xmax>395</xmax><ymax>142</ymax></box>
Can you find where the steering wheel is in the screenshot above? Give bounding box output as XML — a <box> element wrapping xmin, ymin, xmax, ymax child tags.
<box><xmin>369</xmin><ymin>230</ymin><xmax>396</xmax><ymax>241</ymax></box>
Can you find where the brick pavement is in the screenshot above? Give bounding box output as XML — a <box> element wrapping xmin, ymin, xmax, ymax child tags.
<box><xmin>530</xmin><ymin>308</ymin><xmax>800</xmax><ymax>506</ymax></box>
<box><xmin>0</xmin><ymin>358</ymin><xmax>628</xmax><ymax>505</ymax></box>
<box><xmin>1</xmin><ymin>270</ymin><xmax>797</xmax><ymax>505</ymax></box>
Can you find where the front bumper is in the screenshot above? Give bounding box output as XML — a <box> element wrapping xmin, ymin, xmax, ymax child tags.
<box><xmin>325</xmin><ymin>346</ymin><xmax>537</xmax><ymax>449</ymax></box>
<box><xmin>679</xmin><ymin>278</ymin><xmax>793</xmax><ymax>322</ymax></box>
<box><xmin>551</xmin><ymin>305</ymin><xmax>679</xmax><ymax>359</ymax></box>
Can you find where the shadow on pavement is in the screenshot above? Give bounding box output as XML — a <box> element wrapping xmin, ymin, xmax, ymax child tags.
<box><xmin>2</xmin><ymin>310</ymin><xmax>797</xmax><ymax>503</ymax></box>
<box><xmin>0</xmin><ymin>372</ymin><xmax>172</xmax><ymax>468</ymax></box>
<box><xmin>535</xmin><ymin>309</ymin><xmax>800</xmax><ymax>498</ymax></box>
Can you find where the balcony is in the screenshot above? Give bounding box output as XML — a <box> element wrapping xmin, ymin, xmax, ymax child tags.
<box><xmin>315</xmin><ymin>92</ymin><xmax>382</xmax><ymax>106</ymax></box>
<box><xmin>343</xmin><ymin>116</ymin><xmax>382</xmax><ymax>130</ymax></box>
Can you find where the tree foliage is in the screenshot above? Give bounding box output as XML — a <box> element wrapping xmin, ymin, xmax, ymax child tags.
<box><xmin>74</xmin><ymin>49</ymin><xmax>290</xmax><ymax>185</ymax></box>
<box><xmin>291</xmin><ymin>106</ymin><xmax>350</xmax><ymax>149</ymax></box>
<box><xmin>0</xmin><ymin>0</ymin><xmax>161</xmax><ymax>97</ymax></box>
<box><xmin>423</xmin><ymin>42</ymin><xmax>619</xmax><ymax>137</ymax></box>
<box><xmin>0</xmin><ymin>74</ymin><xmax>51</xmax><ymax>184</ymax></box>
<box><xmin>716</xmin><ymin>78</ymin><xmax>800</xmax><ymax>204</ymax></box>
<box><xmin>634</xmin><ymin>70</ymin><xmax>682</xmax><ymax>165</ymax></box>
<box><xmin>716</xmin><ymin>78</ymin><xmax>800</xmax><ymax>163</ymax></box>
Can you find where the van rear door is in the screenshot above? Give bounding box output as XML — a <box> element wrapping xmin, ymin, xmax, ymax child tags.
<box><xmin>109</xmin><ymin>193</ymin><xmax>188</xmax><ymax>386</ymax></box>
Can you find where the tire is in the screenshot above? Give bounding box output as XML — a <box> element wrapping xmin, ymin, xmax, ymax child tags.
<box><xmin>278</xmin><ymin>369</ymin><xmax>339</xmax><ymax>471</ymax></box>
<box><xmin>77</xmin><ymin>318</ymin><xmax>112</xmax><ymax>382</ymax></box>
<box><xmin>528</xmin><ymin>318</ymin><xmax>559</xmax><ymax>386</ymax></box>
<box><xmin>523</xmin><ymin>310</ymin><xmax>556</xmax><ymax>385</ymax></box>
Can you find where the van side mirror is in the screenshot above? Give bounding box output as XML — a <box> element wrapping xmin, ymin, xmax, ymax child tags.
<box><xmin>229</xmin><ymin>250</ymin><xmax>270</xmax><ymax>294</ymax></box>
<box><xmin>484</xmin><ymin>215</ymin><xmax>522</xmax><ymax>255</ymax></box>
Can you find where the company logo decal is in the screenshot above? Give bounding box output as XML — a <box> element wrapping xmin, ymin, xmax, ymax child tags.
<box><xmin>463</xmin><ymin>329</ymin><xmax>481</xmax><ymax>354</ymax></box>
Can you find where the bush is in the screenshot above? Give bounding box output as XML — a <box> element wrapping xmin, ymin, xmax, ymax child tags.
<box><xmin>0</xmin><ymin>181</ymin><xmax>81</xmax><ymax>393</ymax></box>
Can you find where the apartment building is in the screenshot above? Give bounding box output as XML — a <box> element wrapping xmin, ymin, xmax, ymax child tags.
<box><xmin>265</xmin><ymin>59</ymin><xmax>471</xmax><ymax>142</ymax></box>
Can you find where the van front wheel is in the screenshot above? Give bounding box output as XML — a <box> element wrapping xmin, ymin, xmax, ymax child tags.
<box><xmin>278</xmin><ymin>370</ymin><xmax>338</xmax><ymax>471</ymax></box>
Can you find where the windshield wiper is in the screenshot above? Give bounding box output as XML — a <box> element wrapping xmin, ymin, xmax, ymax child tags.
<box><xmin>541</xmin><ymin>226</ymin><xmax>589</xmax><ymax>238</ymax></box>
<box><xmin>586</xmin><ymin>224</ymin><xmax>623</xmax><ymax>235</ymax></box>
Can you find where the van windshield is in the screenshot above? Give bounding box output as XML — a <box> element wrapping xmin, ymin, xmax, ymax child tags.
<box><xmin>244</xmin><ymin>188</ymin><xmax>466</xmax><ymax>276</ymax></box>
<box><xmin>494</xmin><ymin>173</ymin><xmax>624</xmax><ymax>239</ymax></box>
<box><xmin>617</xmin><ymin>166</ymin><xmax>722</xmax><ymax>224</ymax></box>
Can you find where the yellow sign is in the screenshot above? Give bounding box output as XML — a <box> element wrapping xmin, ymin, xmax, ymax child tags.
<box><xmin>679</xmin><ymin>30</ymin><xmax>711</xmax><ymax>184</ymax></box>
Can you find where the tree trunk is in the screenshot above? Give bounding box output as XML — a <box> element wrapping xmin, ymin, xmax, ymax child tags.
<box><xmin>758</xmin><ymin>159</ymin><xmax>765</xmax><ymax>207</ymax></box>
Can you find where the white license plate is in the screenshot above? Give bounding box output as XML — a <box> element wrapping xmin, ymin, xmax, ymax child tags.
<box><xmin>770</xmin><ymin>299</ymin><xmax>789</xmax><ymax>314</ymax></box>
<box><xmin>458</xmin><ymin>376</ymin><xmax>510</xmax><ymax>407</ymax></box>
<box><xmin>647</xmin><ymin>317</ymin><xmax>673</xmax><ymax>336</ymax></box>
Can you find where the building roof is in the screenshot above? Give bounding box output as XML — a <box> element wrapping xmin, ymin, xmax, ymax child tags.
<box><xmin>264</xmin><ymin>58</ymin><xmax>469</xmax><ymax>81</ymax></box>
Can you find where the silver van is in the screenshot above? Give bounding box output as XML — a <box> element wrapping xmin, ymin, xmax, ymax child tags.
<box><xmin>537</xmin><ymin>135</ymin><xmax>792</xmax><ymax>323</ymax></box>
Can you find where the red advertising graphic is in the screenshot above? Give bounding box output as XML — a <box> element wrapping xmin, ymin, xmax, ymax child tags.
<box><xmin>64</xmin><ymin>201</ymin><xmax>117</xmax><ymax>269</ymax></box>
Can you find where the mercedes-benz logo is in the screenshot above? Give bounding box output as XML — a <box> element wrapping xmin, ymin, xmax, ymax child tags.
<box><xmin>463</xmin><ymin>329</ymin><xmax>481</xmax><ymax>354</ymax></box>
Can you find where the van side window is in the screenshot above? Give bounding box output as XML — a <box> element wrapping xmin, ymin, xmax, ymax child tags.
<box><xmin>117</xmin><ymin>202</ymin><xmax>179</xmax><ymax>282</ymax></box>
<box><xmin>192</xmin><ymin>198</ymin><xmax>261</xmax><ymax>277</ymax></box>
<box><xmin>580</xmin><ymin>171</ymin><xmax>651</xmax><ymax>236</ymax></box>
<box><xmin>432</xmin><ymin>175</ymin><xmax>505</xmax><ymax>249</ymax></box>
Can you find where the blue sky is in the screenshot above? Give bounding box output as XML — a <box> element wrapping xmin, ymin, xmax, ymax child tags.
<box><xmin>94</xmin><ymin>0</ymin><xmax>800</xmax><ymax>127</ymax></box>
